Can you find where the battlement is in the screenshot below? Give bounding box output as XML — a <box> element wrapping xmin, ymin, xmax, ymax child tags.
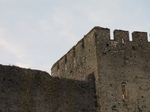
<box><xmin>0</xmin><ymin>26</ymin><xmax>149</xmax><ymax>112</ymax></box>
<box><xmin>51</xmin><ymin>27</ymin><xmax>149</xmax><ymax>73</ymax></box>
<box><xmin>51</xmin><ymin>26</ymin><xmax>150</xmax><ymax>112</ymax></box>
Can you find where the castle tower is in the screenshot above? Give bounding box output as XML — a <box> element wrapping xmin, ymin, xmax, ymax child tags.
<box><xmin>51</xmin><ymin>27</ymin><xmax>150</xmax><ymax>112</ymax></box>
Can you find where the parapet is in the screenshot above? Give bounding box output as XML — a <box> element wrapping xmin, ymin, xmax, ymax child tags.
<box><xmin>51</xmin><ymin>26</ymin><xmax>149</xmax><ymax>72</ymax></box>
<box><xmin>50</xmin><ymin>26</ymin><xmax>150</xmax><ymax>112</ymax></box>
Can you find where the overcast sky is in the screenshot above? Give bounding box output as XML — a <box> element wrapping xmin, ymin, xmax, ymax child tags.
<box><xmin>0</xmin><ymin>0</ymin><xmax>150</xmax><ymax>74</ymax></box>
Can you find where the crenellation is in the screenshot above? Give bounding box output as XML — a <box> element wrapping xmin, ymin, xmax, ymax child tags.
<box><xmin>51</xmin><ymin>26</ymin><xmax>150</xmax><ymax>112</ymax></box>
<box><xmin>130</xmin><ymin>32</ymin><xmax>149</xmax><ymax>52</ymax></box>
<box><xmin>52</xmin><ymin>27</ymin><xmax>98</xmax><ymax>81</ymax></box>
<box><xmin>1</xmin><ymin>26</ymin><xmax>150</xmax><ymax>112</ymax></box>
<box><xmin>52</xmin><ymin>28</ymin><xmax>150</xmax><ymax>74</ymax></box>
<box><xmin>132</xmin><ymin>31</ymin><xmax>148</xmax><ymax>45</ymax></box>
<box><xmin>95</xmin><ymin>28</ymin><xmax>110</xmax><ymax>44</ymax></box>
<box><xmin>113</xmin><ymin>30</ymin><xmax>129</xmax><ymax>44</ymax></box>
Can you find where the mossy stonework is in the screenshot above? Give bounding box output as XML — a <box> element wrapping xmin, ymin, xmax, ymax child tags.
<box><xmin>0</xmin><ymin>26</ymin><xmax>150</xmax><ymax>112</ymax></box>
<box><xmin>0</xmin><ymin>65</ymin><xmax>96</xmax><ymax>112</ymax></box>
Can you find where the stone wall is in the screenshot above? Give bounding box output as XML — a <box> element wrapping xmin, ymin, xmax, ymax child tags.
<box><xmin>0</xmin><ymin>65</ymin><xmax>97</xmax><ymax>112</ymax></box>
<box><xmin>51</xmin><ymin>28</ymin><xmax>98</xmax><ymax>81</ymax></box>
<box><xmin>95</xmin><ymin>28</ymin><xmax>150</xmax><ymax>112</ymax></box>
<box><xmin>51</xmin><ymin>26</ymin><xmax>150</xmax><ymax>112</ymax></box>
<box><xmin>1</xmin><ymin>26</ymin><xmax>149</xmax><ymax>112</ymax></box>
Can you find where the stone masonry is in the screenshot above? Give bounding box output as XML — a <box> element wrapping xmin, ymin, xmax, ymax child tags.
<box><xmin>0</xmin><ymin>65</ymin><xmax>97</xmax><ymax>112</ymax></box>
<box><xmin>0</xmin><ymin>26</ymin><xmax>150</xmax><ymax>112</ymax></box>
<box><xmin>51</xmin><ymin>26</ymin><xmax>150</xmax><ymax>112</ymax></box>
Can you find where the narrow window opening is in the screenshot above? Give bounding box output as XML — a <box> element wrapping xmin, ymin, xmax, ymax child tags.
<box><xmin>82</xmin><ymin>39</ymin><xmax>84</xmax><ymax>48</ymax></box>
<box><xmin>121</xmin><ymin>82</ymin><xmax>129</xmax><ymax>101</ymax></box>
<box><xmin>65</xmin><ymin>55</ymin><xmax>67</xmax><ymax>63</ymax></box>
<box><xmin>122</xmin><ymin>38</ymin><xmax>125</xmax><ymax>43</ymax></box>
<box><xmin>73</xmin><ymin>47</ymin><xmax>75</xmax><ymax>57</ymax></box>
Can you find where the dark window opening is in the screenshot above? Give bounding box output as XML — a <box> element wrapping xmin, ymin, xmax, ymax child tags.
<box><xmin>73</xmin><ymin>47</ymin><xmax>75</xmax><ymax>57</ymax></box>
<box><xmin>82</xmin><ymin>39</ymin><xmax>84</xmax><ymax>48</ymax></box>
<box><xmin>65</xmin><ymin>55</ymin><xmax>67</xmax><ymax>63</ymax></box>
<box><xmin>121</xmin><ymin>82</ymin><xmax>129</xmax><ymax>101</ymax></box>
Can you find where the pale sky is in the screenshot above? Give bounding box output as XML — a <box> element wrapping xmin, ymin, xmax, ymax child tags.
<box><xmin>0</xmin><ymin>0</ymin><xmax>150</xmax><ymax>74</ymax></box>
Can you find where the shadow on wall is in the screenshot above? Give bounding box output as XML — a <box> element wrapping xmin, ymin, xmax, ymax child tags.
<box><xmin>0</xmin><ymin>64</ymin><xmax>97</xmax><ymax>112</ymax></box>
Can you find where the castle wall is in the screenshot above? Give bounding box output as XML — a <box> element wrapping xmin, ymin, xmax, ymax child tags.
<box><xmin>0</xmin><ymin>65</ymin><xmax>97</xmax><ymax>112</ymax></box>
<box><xmin>51</xmin><ymin>26</ymin><xmax>150</xmax><ymax>112</ymax></box>
<box><xmin>95</xmin><ymin>28</ymin><xmax>150</xmax><ymax>112</ymax></box>
<box><xmin>1</xmin><ymin>26</ymin><xmax>149</xmax><ymax>112</ymax></box>
<box><xmin>51</xmin><ymin>28</ymin><xmax>98</xmax><ymax>81</ymax></box>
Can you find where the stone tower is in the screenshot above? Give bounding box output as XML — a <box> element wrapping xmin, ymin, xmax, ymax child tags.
<box><xmin>51</xmin><ymin>26</ymin><xmax>150</xmax><ymax>112</ymax></box>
